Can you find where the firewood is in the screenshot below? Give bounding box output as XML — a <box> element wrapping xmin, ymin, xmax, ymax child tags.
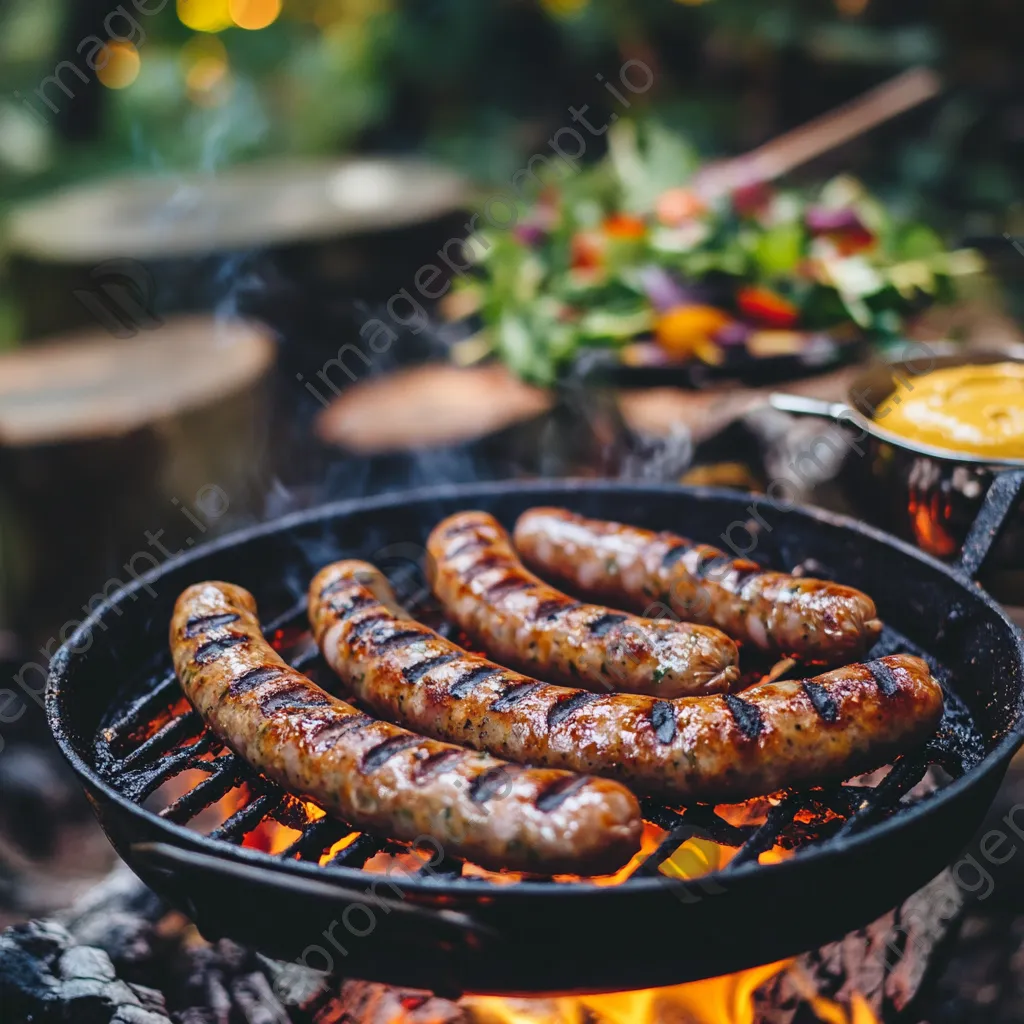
<box><xmin>0</xmin><ymin>315</ymin><xmax>274</xmax><ymax>648</ymax></box>
<box><xmin>314</xmin><ymin>363</ymin><xmax>553</xmax><ymax>454</ymax></box>
<box><xmin>5</xmin><ymin>158</ymin><xmax>469</xmax><ymax>339</ymax></box>
<box><xmin>754</xmin><ymin>869</ymin><xmax>963</xmax><ymax>1023</ymax></box>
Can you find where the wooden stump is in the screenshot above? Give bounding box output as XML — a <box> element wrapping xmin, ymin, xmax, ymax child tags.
<box><xmin>313</xmin><ymin>364</ymin><xmax>554</xmax><ymax>455</ymax></box>
<box><xmin>0</xmin><ymin>315</ymin><xmax>275</xmax><ymax>648</ymax></box>
<box><xmin>5</xmin><ymin>158</ymin><xmax>470</xmax><ymax>340</ymax></box>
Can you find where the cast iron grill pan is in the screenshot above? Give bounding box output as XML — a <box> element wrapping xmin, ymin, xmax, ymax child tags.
<box><xmin>47</xmin><ymin>480</ymin><xmax>1024</xmax><ymax>995</ymax></box>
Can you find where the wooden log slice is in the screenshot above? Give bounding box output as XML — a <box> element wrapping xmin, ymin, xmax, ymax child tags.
<box><xmin>314</xmin><ymin>363</ymin><xmax>555</xmax><ymax>455</ymax></box>
<box><xmin>0</xmin><ymin>316</ymin><xmax>275</xmax><ymax>648</ymax></box>
<box><xmin>5</xmin><ymin>157</ymin><xmax>470</xmax><ymax>339</ymax></box>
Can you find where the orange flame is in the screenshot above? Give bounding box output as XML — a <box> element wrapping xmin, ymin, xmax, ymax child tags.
<box><xmin>464</xmin><ymin>961</ymin><xmax>789</xmax><ymax>1024</ymax></box>
<box><xmin>462</xmin><ymin>967</ymin><xmax>880</xmax><ymax>1024</ymax></box>
<box><xmin>809</xmin><ymin>992</ymin><xmax>879</xmax><ymax>1024</ymax></box>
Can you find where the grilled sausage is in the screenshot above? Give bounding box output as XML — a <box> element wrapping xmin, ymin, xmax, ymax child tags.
<box><xmin>426</xmin><ymin>511</ymin><xmax>740</xmax><ymax>698</ymax></box>
<box><xmin>170</xmin><ymin>581</ymin><xmax>642</xmax><ymax>874</ymax></box>
<box><xmin>310</xmin><ymin>561</ymin><xmax>944</xmax><ymax>804</ymax></box>
<box><xmin>514</xmin><ymin>508</ymin><xmax>884</xmax><ymax>665</ymax></box>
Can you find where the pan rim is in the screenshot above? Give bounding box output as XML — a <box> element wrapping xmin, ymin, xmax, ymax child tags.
<box><xmin>46</xmin><ymin>479</ymin><xmax>1024</xmax><ymax>901</ymax></box>
<box><xmin>845</xmin><ymin>349</ymin><xmax>1024</xmax><ymax>468</ymax></box>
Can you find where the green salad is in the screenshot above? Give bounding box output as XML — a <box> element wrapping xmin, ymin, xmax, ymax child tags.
<box><xmin>452</xmin><ymin>121</ymin><xmax>983</xmax><ymax>385</ymax></box>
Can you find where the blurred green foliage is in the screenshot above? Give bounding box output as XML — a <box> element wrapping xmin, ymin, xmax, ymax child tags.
<box><xmin>0</xmin><ymin>0</ymin><xmax>1022</xmax><ymax>343</ymax></box>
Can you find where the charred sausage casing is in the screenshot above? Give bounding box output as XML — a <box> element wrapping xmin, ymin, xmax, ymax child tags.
<box><xmin>170</xmin><ymin>581</ymin><xmax>642</xmax><ymax>874</ymax></box>
<box><xmin>426</xmin><ymin>511</ymin><xmax>740</xmax><ymax>698</ymax></box>
<box><xmin>310</xmin><ymin>561</ymin><xmax>944</xmax><ymax>805</ymax></box>
<box><xmin>514</xmin><ymin>507</ymin><xmax>883</xmax><ymax>665</ymax></box>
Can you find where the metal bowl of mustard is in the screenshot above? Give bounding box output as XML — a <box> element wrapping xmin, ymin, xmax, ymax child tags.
<box><xmin>771</xmin><ymin>351</ymin><xmax>1024</xmax><ymax>604</ymax></box>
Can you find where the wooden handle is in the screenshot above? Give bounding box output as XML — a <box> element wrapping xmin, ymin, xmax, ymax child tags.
<box><xmin>695</xmin><ymin>67</ymin><xmax>942</xmax><ymax>199</ymax></box>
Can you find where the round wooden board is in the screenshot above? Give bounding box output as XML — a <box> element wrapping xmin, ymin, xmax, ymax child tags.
<box><xmin>315</xmin><ymin>363</ymin><xmax>554</xmax><ymax>455</ymax></box>
<box><xmin>6</xmin><ymin>157</ymin><xmax>469</xmax><ymax>263</ymax></box>
<box><xmin>0</xmin><ymin>316</ymin><xmax>275</xmax><ymax>447</ymax></box>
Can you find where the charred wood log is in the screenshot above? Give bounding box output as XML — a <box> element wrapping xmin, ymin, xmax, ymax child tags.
<box><xmin>0</xmin><ymin>918</ymin><xmax>172</xmax><ymax>1023</ymax></box>
<box><xmin>0</xmin><ymin>861</ymin><xmax>972</xmax><ymax>1024</ymax></box>
<box><xmin>754</xmin><ymin>869</ymin><xmax>963</xmax><ymax>1024</ymax></box>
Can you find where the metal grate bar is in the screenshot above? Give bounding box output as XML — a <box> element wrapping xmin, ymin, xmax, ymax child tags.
<box><xmin>119</xmin><ymin>734</ymin><xmax>218</xmax><ymax>802</ymax></box>
<box><xmin>641</xmin><ymin>802</ymin><xmax>755</xmax><ymax>850</ymax></box>
<box><xmin>640</xmin><ymin>802</ymin><xmax>686</xmax><ymax>833</ymax></box>
<box><xmin>834</xmin><ymin>757</ymin><xmax>930</xmax><ymax>839</ymax></box>
<box><xmin>322</xmin><ymin>833</ymin><xmax>381</xmax><ymax>869</ymax></box>
<box><xmin>208</xmin><ymin>791</ymin><xmax>282</xmax><ymax>844</ymax></box>
<box><xmin>286</xmin><ymin>641</ymin><xmax>321</xmax><ymax>673</ymax></box>
<box><xmin>722</xmin><ymin>800</ymin><xmax>801</xmax><ymax>871</ymax></box>
<box><xmin>637</xmin><ymin>825</ymin><xmax>703</xmax><ymax>878</ymax></box>
<box><xmin>120</xmin><ymin>711</ymin><xmax>204</xmax><ymax>771</ymax></box>
<box><xmin>418</xmin><ymin>854</ymin><xmax>464</xmax><ymax>881</ymax></box>
<box><xmin>102</xmin><ymin>673</ymin><xmax>180</xmax><ymax>750</ymax></box>
<box><xmin>278</xmin><ymin>818</ymin><xmax>349</xmax><ymax>862</ymax></box>
<box><xmin>159</xmin><ymin>755</ymin><xmax>244</xmax><ymax>824</ymax></box>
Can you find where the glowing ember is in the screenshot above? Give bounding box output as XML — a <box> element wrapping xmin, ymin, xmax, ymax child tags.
<box><xmin>907</xmin><ymin>489</ymin><xmax>957</xmax><ymax>558</ymax></box>
<box><xmin>319</xmin><ymin>832</ymin><xmax>362</xmax><ymax>866</ymax></box>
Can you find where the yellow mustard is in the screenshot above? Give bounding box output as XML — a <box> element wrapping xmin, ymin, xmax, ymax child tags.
<box><xmin>877</xmin><ymin>362</ymin><xmax>1024</xmax><ymax>460</ymax></box>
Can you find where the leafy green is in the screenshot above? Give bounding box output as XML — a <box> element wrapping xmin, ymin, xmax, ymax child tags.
<box><xmin>465</xmin><ymin>118</ymin><xmax>982</xmax><ymax>383</ymax></box>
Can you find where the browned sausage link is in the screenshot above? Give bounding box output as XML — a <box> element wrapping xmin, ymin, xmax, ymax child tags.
<box><xmin>170</xmin><ymin>582</ymin><xmax>642</xmax><ymax>874</ymax></box>
<box><xmin>310</xmin><ymin>562</ymin><xmax>943</xmax><ymax>805</ymax></box>
<box><xmin>513</xmin><ymin>507</ymin><xmax>884</xmax><ymax>665</ymax></box>
<box><xmin>426</xmin><ymin>511</ymin><xmax>740</xmax><ymax>698</ymax></box>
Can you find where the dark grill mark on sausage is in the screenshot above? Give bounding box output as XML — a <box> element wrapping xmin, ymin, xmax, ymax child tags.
<box><xmin>320</xmin><ymin>577</ymin><xmax>359</xmax><ymax>599</ymax></box>
<box><xmin>588</xmin><ymin>612</ymin><xmax>628</xmax><ymax>637</ymax></box>
<box><xmin>185</xmin><ymin>612</ymin><xmax>240</xmax><ymax>638</ymax></box>
<box><xmin>729</xmin><ymin>567</ymin><xmax>764</xmax><ymax>591</ymax></box>
<box><xmin>547</xmin><ymin>691</ymin><xmax>601</xmax><ymax>727</ymax></box>
<box><xmin>695</xmin><ymin>552</ymin><xmax>734</xmax><ymax>580</ymax></box>
<box><xmin>230</xmin><ymin>665</ymin><xmax>285</xmax><ymax>695</ymax></box>
<box><xmin>195</xmin><ymin>634</ymin><xmax>247</xmax><ymax>664</ymax></box>
<box><xmin>866</xmin><ymin>659</ymin><xmax>900</xmax><ymax>697</ymax></box>
<box><xmin>446</xmin><ymin>537</ymin><xmax>490</xmax><ymax>559</ymax></box>
<box><xmin>530</xmin><ymin>598</ymin><xmax>580</xmax><ymax>621</ymax></box>
<box><xmin>258</xmin><ymin>683</ymin><xmax>331</xmax><ymax>716</ymax></box>
<box><xmin>803</xmin><ymin>680</ymin><xmax>839</xmax><ymax>723</ymax></box>
<box><xmin>462</xmin><ymin>555</ymin><xmax>503</xmax><ymax>583</ymax></box>
<box><xmin>413</xmin><ymin>748</ymin><xmax>463</xmax><ymax>782</ymax></box>
<box><xmin>367</xmin><ymin>628</ymin><xmax>429</xmax><ymax>655</ymax></box>
<box><xmin>661</xmin><ymin>543</ymin><xmax>691</xmax><ymax>568</ymax></box>
<box><xmin>483</xmin><ymin>577</ymin><xmax>535</xmax><ymax>602</ymax></box>
<box><xmin>345</xmin><ymin>613</ymin><xmax>392</xmax><ymax>641</ymax></box>
<box><xmin>309</xmin><ymin>713</ymin><xmax>375</xmax><ymax>750</ymax></box>
<box><xmin>403</xmin><ymin>652</ymin><xmax>461</xmax><ymax>684</ymax></box>
<box><xmin>724</xmin><ymin>693</ymin><xmax>764</xmax><ymax>739</ymax></box>
<box><xmin>469</xmin><ymin>765</ymin><xmax>515</xmax><ymax>803</ymax></box>
<box><xmin>327</xmin><ymin>592</ymin><xmax>377</xmax><ymax>621</ymax></box>
<box><xmin>650</xmin><ymin>700</ymin><xmax>677</xmax><ymax>743</ymax></box>
<box><xmin>449</xmin><ymin>665</ymin><xmax>505</xmax><ymax>699</ymax></box>
<box><xmin>442</xmin><ymin>520</ymin><xmax>480</xmax><ymax>539</ymax></box>
<box><xmin>361</xmin><ymin>735</ymin><xmax>422</xmax><ymax>773</ymax></box>
<box><xmin>535</xmin><ymin>775</ymin><xmax>589</xmax><ymax>812</ymax></box>
<box><xmin>491</xmin><ymin>682</ymin><xmax>542</xmax><ymax>711</ymax></box>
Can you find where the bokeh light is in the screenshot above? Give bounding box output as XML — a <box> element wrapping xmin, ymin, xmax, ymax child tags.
<box><xmin>541</xmin><ymin>0</ymin><xmax>589</xmax><ymax>17</ymax></box>
<box><xmin>229</xmin><ymin>0</ymin><xmax>283</xmax><ymax>30</ymax></box>
<box><xmin>177</xmin><ymin>0</ymin><xmax>234</xmax><ymax>33</ymax></box>
<box><xmin>96</xmin><ymin>41</ymin><xmax>141</xmax><ymax>90</ymax></box>
<box><xmin>181</xmin><ymin>34</ymin><xmax>232</xmax><ymax>106</ymax></box>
